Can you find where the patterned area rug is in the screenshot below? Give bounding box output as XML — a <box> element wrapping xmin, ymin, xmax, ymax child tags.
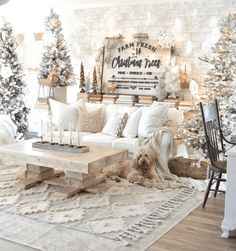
<box><xmin>0</xmin><ymin>165</ymin><xmax>204</xmax><ymax>251</ymax></box>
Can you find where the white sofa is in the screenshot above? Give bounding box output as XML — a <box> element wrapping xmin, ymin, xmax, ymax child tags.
<box><xmin>48</xmin><ymin>99</ymin><xmax>186</xmax><ymax>160</ymax></box>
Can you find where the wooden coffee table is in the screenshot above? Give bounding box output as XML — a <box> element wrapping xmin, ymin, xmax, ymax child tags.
<box><xmin>0</xmin><ymin>139</ymin><xmax>128</xmax><ymax>197</ymax></box>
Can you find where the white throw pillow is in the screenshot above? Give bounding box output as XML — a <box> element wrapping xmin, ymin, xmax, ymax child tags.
<box><xmin>49</xmin><ymin>98</ymin><xmax>79</xmax><ymax>130</ymax></box>
<box><xmin>102</xmin><ymin>113</ymin><xmax>127</xmax><ymax>137</ymax></box>
<box><xmin>104</xmin><ymin>104</ymin><xmax>137</xmax><ymax>125</ymax></box>
<box><xmin>122</xmin><ymin>108</ymin><xmax>142</xmax><ymax>138</ymax></box>
<box><xmin>138</xmin><ymin>103</ymin><xmax>169</xmax><ymax>138</ymax></box>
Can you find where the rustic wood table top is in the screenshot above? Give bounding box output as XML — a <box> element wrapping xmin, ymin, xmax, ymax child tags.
<box><xmin>0</xmin><ymin>139</ymin><xmax>128</xmax><ymax>174</ymax></box>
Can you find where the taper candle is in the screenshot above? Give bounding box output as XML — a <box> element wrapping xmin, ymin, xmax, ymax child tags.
<box><xmin>69</xmin><ymin>122</ymin><xmax>72</xmax><ymax>145</ymax></box>
<box><xmin>77</xmin><ymin>126</ymin><xmax>80</xmax><ymax>146</ymax></box>
<box><xmin>59</xmin><ymin>122</ymin><xmax>63</xmax><ymax>145</ymax></box>
<box><xmin>50</xmin><ymin>119</ymin><xmax>53</xmax><ymax>143</ymax></box>
<box><xmin>40</xmin><ymin>120</ymin><xmax>43</xmax><ymax>142</ymax></box>
<box><xmin>46</xmin><ymin>120</ymin><xmax>49</xmax><ymax>142</ymax></box>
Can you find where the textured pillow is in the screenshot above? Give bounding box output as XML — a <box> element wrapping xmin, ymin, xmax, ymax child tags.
<box><xmin>79</xmin><ymin>106</ymin><xmax>103</xmax><ymax>133</ymax></box>
<box><xmin>102</xmin><ymin>113</ymin><xmax>128</xmax><ymax>137</ymax></box>
<box><xmin>138</xmin><ymin>103</ymin><xmax>169</xmax><ymax>138</ymax></box>
<box><xmin>122</xmin><ymin>108</ymin><xmax>142</xmax><ymax>138</ymax></box>
<box><xmin>49</xmin><ymin>98</ymin><xmax>78</xmax><ymax>130</ymax></box>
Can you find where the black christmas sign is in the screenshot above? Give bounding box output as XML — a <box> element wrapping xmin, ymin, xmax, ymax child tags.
<box><xmin>103</xmin><ymin>36</ymin><xmax>171</xmax><ymax>96</ymax></box>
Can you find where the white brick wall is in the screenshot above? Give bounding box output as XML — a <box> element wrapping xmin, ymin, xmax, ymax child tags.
<box><xmin>51</xmin><ymin>0</ymin><xmax>236</xmax><ymax>85</ymax></box>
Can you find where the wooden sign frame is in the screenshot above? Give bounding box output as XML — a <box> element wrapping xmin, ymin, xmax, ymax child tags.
<box><xmin>100</xmin><ymin>34</ymin><xmax>173</xmax><ymax>98</ymax></box>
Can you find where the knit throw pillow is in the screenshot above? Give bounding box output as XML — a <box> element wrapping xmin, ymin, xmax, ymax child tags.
<box><xmin>79</xmin><ymin>107</ymin><xmax>103</xmax><ymax>133</ymax></box>
<box><xmin>116</xmin><ymin>113</ymin><xmax>128</xmax><ymax>137</ymax></box>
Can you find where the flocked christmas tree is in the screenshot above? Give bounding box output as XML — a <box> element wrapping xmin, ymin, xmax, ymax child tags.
<box><xmin>181</xmin><ymin>11</ymin><xmax>236</xmax><ymax>150</ymax></box>
<box><xmin>79</xmin><ymin>62</ymin><xmax>85</xmax><ymax>93</ymax></box>
<box><xmin>38</xmin><ymin>9</ymin><xmax>75</xmax><ymax>86</ymax></box>
<box><xmin>0</xmin><ymin>20</ymin><xmax>30</xmax><ymax>135</ymax></box>
<box><xmin>91</xmin><ymin>66</ymin><xmax>98</xmax><ymax>93</ymax></box>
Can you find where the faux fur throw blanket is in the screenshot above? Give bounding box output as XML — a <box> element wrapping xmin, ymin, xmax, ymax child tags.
<box><xmin>0</xmin><ymin>115</ymin><xmax>16</xmax><ymax>145</ymax></box>
<box><xmin>139</xmin><ymin>127</ymin><xmax>177</xmax><ymax>178</ymax></box>
<box><xmin>138</xmin><ymin>127</ymin><xmax>207</xmax><ymax>190</ymax></box>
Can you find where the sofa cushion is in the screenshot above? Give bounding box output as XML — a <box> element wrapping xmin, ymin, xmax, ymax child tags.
<box><xmin>79</xmin><ymin>106</ymin><xmax>103</xmax><ymax>133</ymax></box>
<box><xmin>49</xmin><ymin>98</ymin><xmax>80</xmax><ymax>130</ymax></box>
<box><xmin>102</xmin><ymin>113</ymin><xmax>128</xmax><ymax>137</ymax></box>
<box><xmin>81</xmin><ymin>133</ymin><xmax>116</xmax><ymax>147</ymax></box>
<box><xmin>138</xmin><ymin>103</ymin><xmax>169</xmax><ymax>138</ymax></box>
<box><xmin>104</xmin><ymin>104</ymin><xmax>138</xmax><ymax>124</ymax></box>
<box><xmin>112</xmin><ymin>137</ymin><xmax>139</xmax><ymax>154</ymax></box>
<box><xmin>122</xmin><ymin>108</ymin><xmax>142</xmax><ymax>138</ymax></box>
<box><xmin>83</xmin><ymin>102</ymin><xmax>105</xmax><ymax>113</ymax></box>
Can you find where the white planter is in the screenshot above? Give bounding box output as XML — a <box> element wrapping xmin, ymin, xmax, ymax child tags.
<box><xmin>53</xmin><ymin>85</ymin><xmax>78</xmax><ymax>104</ymax></box>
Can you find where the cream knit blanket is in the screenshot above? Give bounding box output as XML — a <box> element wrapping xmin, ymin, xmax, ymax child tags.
<box><xmin>139</xmin><ymin>127</ymin><xmax>188</xmax><ymax>185</ymax></box>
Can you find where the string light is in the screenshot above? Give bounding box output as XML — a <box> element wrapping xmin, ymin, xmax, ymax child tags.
<box><xmin>174</xmin><ymin>18</ymin><xmax>182</xmax><ymax>30</ymax></box>
<box><xmin>186</xmin><ymin>40</ymin><xmax>193</xmax><ymax>54</ymax></box>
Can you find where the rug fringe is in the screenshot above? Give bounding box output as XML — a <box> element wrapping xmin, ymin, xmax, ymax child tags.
<box><xmin>115</xmin><ymin>187</ymin><xmax>194</xmax><ymax>246</ymax></box>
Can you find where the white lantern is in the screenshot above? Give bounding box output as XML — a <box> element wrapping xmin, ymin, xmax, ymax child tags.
<box><xmin>189</xmin><ymin>79</ymin><xmax>199</xmax><ymax>98</ymax></box>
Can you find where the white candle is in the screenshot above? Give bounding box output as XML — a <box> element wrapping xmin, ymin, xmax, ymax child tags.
<box><xmin>40</xmin><ymin>120</ymin><xmax>43</xmax><ymax>142</ymax></box>
<box><xmin>77</xmin><ymin>126</ymin><xmax>80</xmax><ymax>147</ymax></box>
<box><xmin>50</xmin><ymin>119</ymin><xmax>53</xmax><ymax>143</ymax></box>
<box><xmin>46</xmin><ymin>121</ymin><xmax>49</xmax><ymax>142</ymax></box>
<box><xmin>59</xmin><ymin>122</ymin><xmax>63</xmax><ymax>145</ymax></box>
<box><xmin>69</xmin><ymin>122</ymin><xmax>73</xmax><ymax>145</ymax></box>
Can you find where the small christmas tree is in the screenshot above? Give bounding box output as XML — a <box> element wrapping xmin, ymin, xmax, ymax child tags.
<box><xmin>38</xmin><ymin>9</ymin><xmax>75</xmax><ymax>87</ymax></box>
<box><xmin>0</xmin><ymin>20</ymin><xmax>30</xmax><ymax>135</ymax></box>
<box><xmin>91</xmin><ymin>67</ymin><xmax>98</xmax><ymax>94</ymax></box>
<box><xmin>164</xmin><ymin>66</ymin><xmax>181</xmax><ymax>98</ymax></box>
<box><xmin>181</xmin><ymin>11</ymin><xmax>236</xmax><ymax>150</ymax></box>
<box><xmin>79</xmin><ymin>62</ymin><xmax>85</xmax><ymax>93</ymax></box>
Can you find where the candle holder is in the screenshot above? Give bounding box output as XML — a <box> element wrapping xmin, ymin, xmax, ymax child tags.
<box><xmin>32</xmin><ymin>141</ymin><xmax>89</xmax><ymax>153</ymax></box>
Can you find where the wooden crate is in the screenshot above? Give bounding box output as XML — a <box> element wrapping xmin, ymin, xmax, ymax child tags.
<box><xmin>168</xmin><ymin>156</ymin><xmax>209</xmax><ymax>180</ymax></box>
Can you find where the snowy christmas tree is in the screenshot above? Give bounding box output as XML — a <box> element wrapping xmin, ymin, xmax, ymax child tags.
<box><xmin>91</xmin><ymin>67</ymin><xmax>98</xmax><ymax>93</ymax></box>
<box><xmin>79</xmin><ymin>62</ymin><xmax>85</xmax><ymax>93</ymax></box>
<box><xmin>0</xmin><ymin>20</ymin><xmax>30</xmax><ymax>135</ymax></box>
<box><xmin>181</xmin><ymin>11</ymin><xmax>236</xmax><ymax>150</ymax></box>
<box><xmin>38</xmin><ymin>9</ymin><xmax>75</xmax><ymax>87</ymax></box>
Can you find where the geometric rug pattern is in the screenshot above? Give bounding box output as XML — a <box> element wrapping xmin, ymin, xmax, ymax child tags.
<box><xmin>0</xmin><ymin>165</ymin><xmax>204</xmax><ymax>250</ymax></box>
